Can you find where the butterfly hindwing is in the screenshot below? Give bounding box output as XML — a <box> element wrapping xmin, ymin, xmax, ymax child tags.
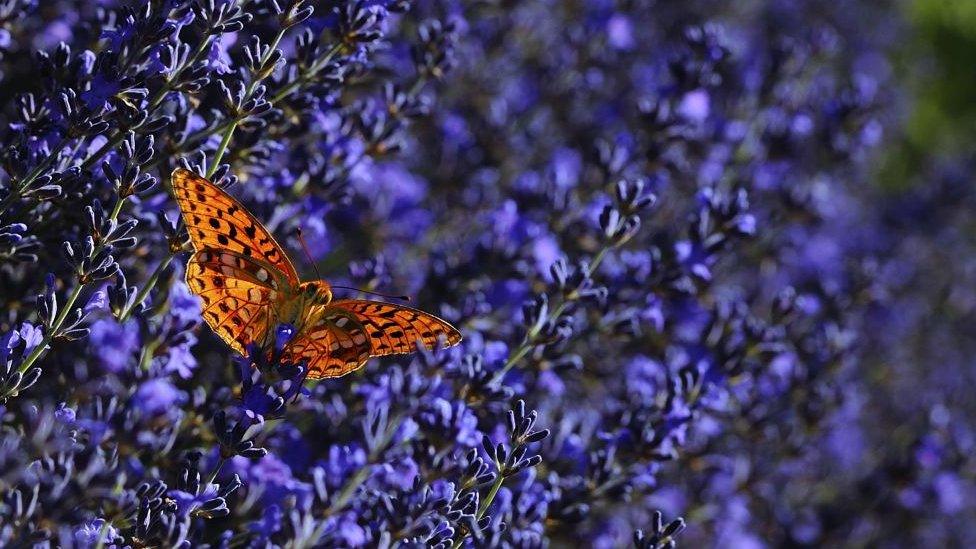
<box><xmin>331</xmin><ymin>299</ymin><xmax>462</xmax><ymax>357</ymax></box>
<box><xmin>186</xmin><ymin>250</ymin><xmax>283</xmax><ymax>354</ymax></box>
<box><xmin>283</xmin><ymin>306</ymin><xmax>372</xmax><ymax>379</ymax></box>
<box><xmin>172</xmin><ymin>168</ymin><xmax>300</xmax><ymax>288</ymax></box>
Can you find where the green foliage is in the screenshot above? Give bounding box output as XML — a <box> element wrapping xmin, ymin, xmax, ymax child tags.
<box><xmin>882</xmin><ymin>0</ymin><xmax>976</xmax><ymax>189</ymax></box>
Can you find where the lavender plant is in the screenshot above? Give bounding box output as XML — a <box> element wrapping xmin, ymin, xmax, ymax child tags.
<box><xmin>0</xmin><ymin>0</ymin><xmax>970</xmax><ymax>547</ymax></box>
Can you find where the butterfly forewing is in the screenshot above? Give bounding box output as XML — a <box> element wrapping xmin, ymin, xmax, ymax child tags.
<box><xmin>331</xmin><ymin>300</ymin><xmax>462</xmax><ymax>357</ymax></box>
<box><xmin>172</xmin><ymin>168</ymin><xmax>300</xmax><ymax>287</ymax></box>
<box><xmin>173</xmin><ymin>168</ymin><xmax>298</xmax><ymax>354</ymax></box>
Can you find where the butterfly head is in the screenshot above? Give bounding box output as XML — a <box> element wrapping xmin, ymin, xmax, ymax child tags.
<box><xmin>300</xmin><ymin>280</ymin><xmax>333</xmax><ymax>306</ymax></box>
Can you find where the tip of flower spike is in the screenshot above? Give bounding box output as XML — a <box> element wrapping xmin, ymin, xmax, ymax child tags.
<box><xmin>274</xmin><ymin>323</ymin><xmax>296</xmax><ymax>352</ymax></box>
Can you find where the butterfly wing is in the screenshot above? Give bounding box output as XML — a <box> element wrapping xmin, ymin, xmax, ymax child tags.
<box><xmin>172</xmin><ymin>167</ymin><xmax>300</xmax><ymax>288</ymax></box>
<box><xmin>332</xmin><ymin>299</ymin><xmax>462</xmax><ymax>357</ymax></box>
<box><xmin>283</xmin><ymin>306</ymin><xmax>373</xmax><ymax>379</ymax></box>
<box><xmin>172</xmin><ymin>170</ymin><xmax>463</xmax><ymax>370</ymax></box>
<box><xmin>172</xmin><ymin>168</ymin><xmax>299</xmax><ymax>354</ymax></box>
<box><xmin>283</xmin><ymin>300</ymin><xmax>462</xmax><ymax>380</ymax></box>
<box><xmin>186</xmin><ymin>250</ymin><xmax>285</xmax><ymax>355</ymax></box>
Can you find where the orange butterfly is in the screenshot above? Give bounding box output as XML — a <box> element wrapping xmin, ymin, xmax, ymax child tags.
<box><xmin>170</xmin><ymin>167</ymin><xmax>462</xmax><ymax>379</ymax></box>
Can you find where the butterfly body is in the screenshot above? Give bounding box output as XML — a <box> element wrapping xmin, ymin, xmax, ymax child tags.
<box><xmin>171</xmin><ymin>168</ymin><xmax>461</xmax><ymax>379</ymax></box>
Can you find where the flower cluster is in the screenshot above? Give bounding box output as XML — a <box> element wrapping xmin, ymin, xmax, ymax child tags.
<box><xmin>0</xmin><ymin>0</ymin><xmax>969</xmax><ymax>547</ymax></box>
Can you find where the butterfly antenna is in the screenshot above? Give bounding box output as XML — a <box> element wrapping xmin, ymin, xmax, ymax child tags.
<box><xmin>296</xmin><ymin>228</ymin><xmax>324</xmax><ymax>280</ymax></box>
<box><xmin>330</xmin><ymin>285</ymin><xmax>411</xmax><ymax>302</ymax></box>
<box><xmin>296</xmin><ymin>229</ymin><xmax>410</xmax><ymax>302</ymax></box>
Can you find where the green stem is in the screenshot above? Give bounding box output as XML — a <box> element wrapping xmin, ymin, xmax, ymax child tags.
<box><xmin>206</xmin><ymin>122</ymin><xmax>239</xmax><ymax>179</ymax></box>
<box><xmin>79</xmin><ymin>35</ymin><xmax>215</xmax><ymax>171</ymax></box>
<box><xmin>207</xmin><ymin>28</ymin><xmax>289</xmax><ymax>178</ymax></box>
<box><xmin>80</xmin><ymin>131</ymin><xmax>129</xmax><ymax>171</ymax></box>
<box><xmin>590</xmin><ymin>246</ymin><xmax>610</xmax><ymax>272</ymax></box>
<box><xmin>16</xmin><ymin>197</ymin><xmax>127</xmax><ymax>377</ymax></box>
<box><xmin>488</xmin><ymin>243</ymin><xmax>615</xmax><ymax>385</ymax></box>
<box><xmin>330</xmin><ymin>417</ymin><xmax>402</xmax><ymax>512</ymax></box>
<box><xmin>119</xmin><ymin>254</ymin><xmax>175</xmax><ymax>322</ymax></box>
<box><xmin>476</xmin><ymin>474</ymin><xmax>504</xmax><ymax>520</ymax></box>
<box><xmin>0</xmin><ymin>138</ymin><xmax>71</xmax><ymax>215</ymax></box>
<box><xmin>206</xmin><ymin>456</ymin><xmax>226</xmax><ymax>488</ymax></box>
<box><xmin>408</xmin><ymin>73</ymin><xmax>428</xmax><ymax>97</ymax></box>
<box><xmin>3</xmin><ymin>25</ymin><xmax>214</xmax><ymax>214</ymax></box>
<box><xmin>270</xmin><ymin>43</ymin><xmax>343</xmax><ymax>104</ymax></box>
<box><xmin>146</xmin><ymin>118</ymin><xmax>238</xmax><ymax>172</ymax></box>
<box><xmin>304</xmin><ymin>415</ymin><xmax>404</xmax><ymax>545</ymax></box>
<box><xmin>16</xmin><ymin>284</ymin><xmax>83</xmax><ymax>376</ymax></box>
<box><xmin>488</xmin><ymin>301</ymin><xmax>567</xmax><ymax>385</ymax></box>
<box><xmin>137</xmin><ymin>337</ymin><xmax>162</xmax><ymax>372</ymax></box>
<box><xmin>93</xmin><ymin>519</ymin><xmax>113</xmax><ymax>549</ymax></box>
<box><xmin>325</xmin><ymin>465</ymin><xmax>370</xmax><ymax>515</ymax></box>
<box><xmin>58</xmin><ymin>137</ymin><xmax>90</xmax><ymax>171</ymax></box>
<box><xmin>108</xmin><ymin>195</ymin><xmax>124</xmax><ymax>220</ymax></box>
<box><xmin>451</xmin><ymin>469</ymin><xmax>506</xmax><ymax>549</ymax></box>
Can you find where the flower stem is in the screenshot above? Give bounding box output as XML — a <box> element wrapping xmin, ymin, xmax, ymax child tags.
<box><xmin>270</xmin><ymin>43</ymin><xmax>343</xmax><ymax>104</ymax></box>
<box><xmin>207</xmin><ymin>28</ymin><xmax>288</xmax><ymax>178</ymax></box>
<box><xmin>119</xmin><ymin>254</ymin><xmax>175</xmax><ymax>322</ymax></box>
<box><xmin>305</xmin><ymin>414</ymin><xmax>404</xmax><ymax>543</ymax></box>
<box><xmin>93</xmin><ymin>519</ymin><xmax>113</xmax><ymax>549</ymax></box>
<box><xmin>476</xmin><ymin>473</ymin><xmax>504</xmax><ymax>520</ymax></box>
<box><xmin>79</xmin><ymin>35</ymin><xmax>215</xmax><ymax>172</ymax></box>
<box><xmin>0</xmin><ymin>138</ymin><xmax>71</xmax><ymax>215</ymax></box>
<box><xmin>206</xmin><ymin>456</ymin><xmax>226</xmax><ymax>488</ymax></box>
<box><xmin>451</xmin><ymin>468</ymin><xmax>506</xmax><ymax>548</ymax></box>
<box><xmin>206</xmin><ymin>122</ymin><xmax>239</xmax><ymax>179</ymax></box>
<box><xmin>489</xmin><ymin>243</ymin><xmax>614</xmax><ymax>385</ymax></box>
<box><xmin>16</xmin><ymin>284</ymin><xmax>83</xmax><ymax>376</ymax></box>
<box><xmin>16</xmin><ymin>197</ymin><xmax>128</xmax><ymax>377</ymax></box>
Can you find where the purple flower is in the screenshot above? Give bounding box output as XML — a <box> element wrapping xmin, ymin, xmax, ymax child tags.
<box><xmin>378</xmin><ymin>455</ymin><xmax>419</xmax><ymax>490</ymax></box>
<box><xmin>84</xmin><ymin>289</ymin><xmax>108</xmax><ymax>313</ymax></box>
<box><xmin>318</xmin><ymin>445</ymin><xmax>367</xmax><ymax>492</ymax></box>
<box><xmin>550</xmin><ymin>148</ymin><xmax>583</xmax><ymax>189</ymax></box>
<box><xmin>55</xmin><ymin>402</ymin><xmax>76</xmax><ymax>423</ymax></box>
<box><xmin>934</xmin><ymin>472</ymin><xmax>967</xmax><ymax>514</ymax></box>
<box><xmin>205</xmin><ymin>34</ymin><xmax>237</xmax><ymax>75</ymax></box>
<box><xmin>134</xmin><ymin>379</ymin><xmax>185</xmax><ymax>415</ymax></box>
<box><xmin>160</xmin><ymin>335</ymin><xmax>198</xmax><ymax>379</ymax></box>
<box><xmin>1</xmin><ymin>323</ymin><xmax>43</xmax><ymax>365</ymax></box>
<box><xmin>677</xmin><ymin>89</ymin><xmax>710</xmax><ymax>123</ymax></box>
<box><xmin>169</xmin><ymin>484</ymin><xmax>218</xmax><ymax>518</ymax></box>
<box><xmin>73</xmin><ymin>518</ymin><xmax>118</xmax><ymax>548</ymax></box>
<box><xmin>0</xmin><ymin>1</ymin><xmax>964</xmax><ymax>547</ymax></box>
<box><xmin>536</xmin><ymin>369</ymin><xmax>565</xmax><ymax>396</ymax></box>
<box><xmin>294</xmin><ymin>197</ymin><xmax>333</xmax><ymax>261</ymax></box>
<box><xmin>532</xmin><ymin>233</ymin><xmax>561</xmax><ymax>277</ymax></box>
<box><xmin>624</xmin><ymin>355</ymin><xmax>663</xmax><ymax>403</ymax></box>
<box><xmin>168</xmin><ymin>280</ymin><xmax>202</xmax><ymax>325</ymax></box>
<box><xmin>240</xmin><ymin>385</ymin><xmax>279</xmax><ymax>424</ymax></box>
<box><xmin>483</xmin><ymin>340</ymin><xmax>509</xmax><ymax>366</ymax></box>
<box><xmin>233</xmin><ymin>453</ymin><xmax>313</xmax><ymax>509</ymax></box>
<box><xmin>100</xmin><ymin>17</ymin><xmax>134</xmax><ymax>50</ymax></box>
<box><xmin>676</xmin><ymin>240</ymin><xmax>713</xmax><ymax>281</ymax></box>
<box><xmin>88</xmin><ymin>319</ymin><xmax>139</xmax><ymax>374</ymax></box>
<box><xmin>327</xmin><ymin>512</ymin><xmax>369</xmax><ymax>547</ymax></box>
<box><xmin>275</xmin><ymin>323</ymin><xmax>296</xmax><ymax>351</ymax></box>
<box><xmin>607</xmin><ymin>14</ymin><xmax>635</xmax><ymax>50</ymax></box>
<box><xmin>81</xmin><ymin>74</ymin><xmax>121</xmax><ymax>111</ymax></box>
<box><xmin>249</xmin><ymin>504</ymin><xmax>283</xmax><ymax>536</ymax></box>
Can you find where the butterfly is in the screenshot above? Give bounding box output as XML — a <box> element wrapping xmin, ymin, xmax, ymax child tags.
<box><xmin>170</xmin><ymin>167</ymin><xmax>462</xmax><ymax>379</ymax></box>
